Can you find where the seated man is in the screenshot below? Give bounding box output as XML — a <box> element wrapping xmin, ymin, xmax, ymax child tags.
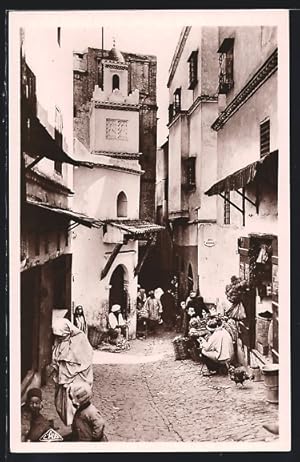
<box><xmin>199</xmin><ymin>318</ymin><xmax>234</xmax><ymax>376</ymax></box>
<box><xmin>108</xmin><ymin>304</ymin><xmax>128</xmax><ymax>340</ymax></box>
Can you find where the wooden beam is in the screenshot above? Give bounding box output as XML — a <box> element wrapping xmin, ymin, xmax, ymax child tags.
<box><xmin>134</xmin><ymin>238</ymin><xmax>154</xmax><ymax>277</ymax></box>
<box><xmin>101</xmin><ymin>243</ymin><xmax>123</xmax><ymax>280</ymax></box>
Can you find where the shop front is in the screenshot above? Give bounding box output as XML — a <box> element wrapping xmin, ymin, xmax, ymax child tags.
<box><xmin>238</xmin><ymin>234</ymin><xmax>278</xmax><ymax>364</ymax></box>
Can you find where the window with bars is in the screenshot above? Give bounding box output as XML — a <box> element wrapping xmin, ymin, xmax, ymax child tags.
<box><xmin>260</xmin><ymin>119</ymin><xmax>270</xmax><ymax>158</ymax></box>
<box><xmin>224</xmin><ymin>191</ymin><xmax>231</xmax><ymax>224</ymax></box>
<box><xmin>188</xmin><ymin>51</ymin><xmax>198</xmax><ymax>89</ymax></box>
<box><xmin>218</xmin><ymin>38</ymin><xmax>234</xmax><ymax>94</ymax></box>
<box><xmin>54</xmin><ymin>107</ymin><xmax>63</xmax><ymax>174</ymax></box>
<box><xmin>185</xmin><ymin>157</ymin><xmax>196</xmax><ymax>190</ymax></box>
<box><xmin>174</xmin><ymin>88</ymin><xmax>181</xmax><ymax>115</ymax></box>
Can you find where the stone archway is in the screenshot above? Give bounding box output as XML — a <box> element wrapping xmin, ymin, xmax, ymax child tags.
<box><xmin>109</xmin><ymin>264</ymin><xmax>129</xmax><ymax>319</ymax></box>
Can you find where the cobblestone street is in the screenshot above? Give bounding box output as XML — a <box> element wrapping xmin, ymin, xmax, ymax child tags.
<box><xmin>24</xmin><ymin>330</ymin><xmax>279</xmax><ymax>443</ymax></box>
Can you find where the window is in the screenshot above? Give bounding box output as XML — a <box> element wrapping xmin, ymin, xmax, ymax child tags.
<box><xmin>54</xmin><ymin>107</ymin><xmax>63</xmax><ymax>174</ymax></box>
<box><xmin>218</xmin><ymin>38</ymin><xmax>234</xmax><ymax>94</ymax></box>
<box><xmin>168</xmin><ymin>103</ymin><xmax>174</xmax><ymax>124</ymax></box>
<box><xmin>117</xmin><ymin>191</ymin><xmax>128</xmax><ymax>218</ymax></box>
<box><xmin>188</xmin><ymin>50</ymin><xmax>198</xmax><ymax>89</ymax></box>
<box><xmin>260</xmin><ymin>119</ymin><xmax>270</xmax><ymax>158</ymax></box>
<box><xmin>174</xmin><ymin>88</ymin><xmax>181</xmax><ymax>114</ymax></box>
<box><xmin>185</xmin><ymin>157</ymin><xmax>196</xmax><ymax>190</ymax></box>
<box><xmin>224</xmin><ymin>191</ymin><xmax>230</xmax><ymax>225</ymax></box>
<box><xmin>57</xmin><ymin>27</ymin><xmax>61</xmax><ymax>47</ymax></box>
<box><xmin>112</xmin><ymin>74</ymin><xmax>120</xmax><ymax>90</ymax></box>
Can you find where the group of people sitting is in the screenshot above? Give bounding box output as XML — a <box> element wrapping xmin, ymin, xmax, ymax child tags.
<box><xmin>179</xmin><ymin>290</ymin><xmax>242</xmax><ymax>376</ymax></box>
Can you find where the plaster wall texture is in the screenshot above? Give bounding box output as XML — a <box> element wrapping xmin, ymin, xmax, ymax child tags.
<box><xmin>168</xmin><ymin>119</ymin><xmax>183</xmax><ymax>213</ymax></box>
<box><xmin>202</xmin><ymin>70</ymin><xmax>278</xmax><ymax>305</ymax></box>
<box><xmin>188</xmin><ymin>103</ymin><xmax>218</xmax><ymax>219</ymax></box>
<box><xmin>23</xmin><ymin>27</ymin><xmax>74</xmax><ymax>192</ymax></box>
<box><xmin>168</xmin><ymin>27</ymin><xmax>219</xmax><ymax>101</ymax></box>
<box><xmin>218</xmin><ymin>26</ymin><xmax>277</xmax><ymax>106</ymax></box>
<box><xmin>73</xmin><ymin>47</ymin><xmax>157</xmax><ymax>221</ymax></box>
<box><xmin>90</xmin><ymin>106</ymin><xmax>140</xmax><ymax>153</ymax></box>
<box><xmin>216</xmin><ymin>74</ymin><xmax>277</xmax><ymax>179</ymax></box>
<box><xmin>71</xmin><ymin>225</ymin><xmax>138</xmax><ymax>336</ymax></box>
<box><xmin>72</xmin><ymin>166</ymin><xmax>140</xmax><ymax>220</ymax></box>
<box><xmin>102</xmin><ymin>63</ymin><xmax>129</xmax><ymax>97</ymax></box>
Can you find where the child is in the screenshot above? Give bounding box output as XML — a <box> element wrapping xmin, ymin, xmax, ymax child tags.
<box><xmin>25</xmin><ymin>388</ymin><xmax>52</xmax><ymax>442</ymax></box>
<box><xmin>69</xmin><ymin>382</ymin><xmax>108</xmax><ymax>441</ymax></box>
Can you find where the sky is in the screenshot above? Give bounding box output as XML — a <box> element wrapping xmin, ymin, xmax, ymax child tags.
<box><xmin>65</xmin><ymin>25</ymin><xmax>182</xmax><ymax>146</ymax></box>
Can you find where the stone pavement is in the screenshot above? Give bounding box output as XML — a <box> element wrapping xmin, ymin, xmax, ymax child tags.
<box><xmin>22</xmin><ymin>330</ymin><xmax>279</xmax><ymax>442</ymax></box>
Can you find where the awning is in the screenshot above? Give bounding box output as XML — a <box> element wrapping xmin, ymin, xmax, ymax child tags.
<box><xmin>205</xmin><ymin>150</ymin><xmax>278</xmax><ymax>197</ymax></box>
<box><xmin>26</xmin><ymin>199</ymin><xmax>103</xmax><ymax>228</ymax></box>
<box><xmin>23</xmin><ymin>114</ymin><xmax>93</xmax><ymax>168</ymax></box>
<box><xmin>105</xmin><ymin>220</ymin><xmax>164</xmax><ymax>239</ymax></box>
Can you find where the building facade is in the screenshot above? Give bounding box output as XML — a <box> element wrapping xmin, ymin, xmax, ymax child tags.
<box><xmin>71</xmin><ymin>44</ymin><xmax>162</xmax><ymax>337</ymax></box>
<box><xmin>167</xmin><ymin>26</ymin><xmax>219</xmax><ymax>301</ymax></box>
<box><xmin>205</xmin><ymin>26</ymin><xmax>278</xmax><ymax>364</ymax></box>
<box><xmin>155</xmin><ymin>140</ymin><xmax>173</xmax><ymax>287</ymax></box>
<box><xmin>166</xmin><ymin>26</ymin><xmax>278</xmax><ymax>365</ymax></box>
<box><xmin>73</xmin><ymin>45</ymin><xmax>159</xmax><ymax>292</ymax></box>
<box><xmin>20</xmin><ymin>27</ymin><xmax>86</xmax><ymax>394</ymax></box>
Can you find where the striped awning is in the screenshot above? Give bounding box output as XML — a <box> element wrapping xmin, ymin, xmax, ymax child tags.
<box><xmin>205</xmin><ymin>150</ymin><xmax>278</xmax><ymax>197</ymax></box>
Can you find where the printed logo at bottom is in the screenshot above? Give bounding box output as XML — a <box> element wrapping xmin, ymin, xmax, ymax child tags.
<box><xmin>39</xmin><ymin>428</ymin><xmax>63</xmax><ymax>442</ymax></box>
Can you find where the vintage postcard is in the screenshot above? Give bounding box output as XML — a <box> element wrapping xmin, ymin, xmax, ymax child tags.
<box><xmin>8</xmin><ymin>9</ymin><xmax>290</xmax><ymax>453</ymax></box>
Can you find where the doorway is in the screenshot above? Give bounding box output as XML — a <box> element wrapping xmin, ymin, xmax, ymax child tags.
<box><xmin>21</xmin><ymin>266</ymin><xmax>41</xmax><ymax>380</ymax></box>
<box><xmin>109</xmin><ymin>265</ymin><xmax>129</xmax><ymax>319</ymax></box>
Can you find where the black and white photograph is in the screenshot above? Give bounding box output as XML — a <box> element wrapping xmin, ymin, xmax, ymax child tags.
<box><xmin>8</xmin><ymin>9</ymin><xmax>290</xmax><ymax>452</ymax></box>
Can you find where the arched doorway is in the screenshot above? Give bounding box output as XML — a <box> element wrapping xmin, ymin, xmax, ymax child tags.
<box><xmin>188</xmin><ymin>264</ymin><xmax>194</xmax><ymax>293</ymax></box>
<box><xmin>109</xmin><ymin>265</ymin><xmax>129</xmax><ymax>319</ymax></box>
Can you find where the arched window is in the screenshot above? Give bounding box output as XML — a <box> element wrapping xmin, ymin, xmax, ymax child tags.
<box><xmin>112</xmin><ymin>74</ymin><xmax>120</xmax><ymax>90</ymax></box>
<box><xmin>117</xmin><ymin>191</ymin><xmax>128</xmax><ymax>217</ymax></box>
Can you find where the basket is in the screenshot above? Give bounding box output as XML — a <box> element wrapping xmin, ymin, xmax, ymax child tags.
<box><xmin>87</xmin><ymin>326</ymin><xmax>103</xmax><ymax>348</ymax></box>
<box><xmin>172</xmin><ymin>337</ymin><xmax>190</xmax><ymax>360</ymax></box>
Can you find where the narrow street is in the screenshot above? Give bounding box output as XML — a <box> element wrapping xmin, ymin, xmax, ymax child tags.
<box><xmin>32</xmin><ymin>331</ymin><xmax>278</xmax><ymax>443</ymax></box>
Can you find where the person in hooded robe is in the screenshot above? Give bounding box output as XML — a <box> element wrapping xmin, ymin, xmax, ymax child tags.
<box><xmin>51</xmin><ymin>318</ymin><xmax>93</xmax><ymax>426</ymax></box>
<box><xmin>73</xmin><ymin>305</ymin><xmax>87</xmax><ymax>334</ymax></box>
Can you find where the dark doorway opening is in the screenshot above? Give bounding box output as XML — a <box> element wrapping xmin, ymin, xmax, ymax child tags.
<box><xmin>109</xmin><ymin>265</ymin><xmax>128</xmax><ymax>319</ymax></box>
<box><xmin>21</xmin><ymin>266</ymin><xmax>41</xmax><ymax>380</ymax></box>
